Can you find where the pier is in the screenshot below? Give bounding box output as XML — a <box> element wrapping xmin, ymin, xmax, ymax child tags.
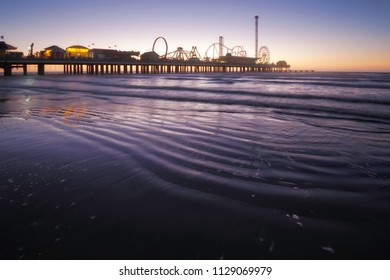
<box><xmin>0</xmin><ymin>58</ymin><xmax>291</xmax><ymax>76</ymax></box>
<box><xmin>1</xmin><ymin>15</ymin><xmax>301</xmax><ymax>77</ymax></box>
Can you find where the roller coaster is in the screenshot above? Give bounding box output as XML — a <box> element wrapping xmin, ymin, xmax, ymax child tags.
<box><xmin>202</xmin><ymin>36</ymin><xmax>247</xmax><ymax>61</ymax></box>
<box><xmin>165</xmin><ymin>46</ymin><xmax>202</xmax><ymax>61</ymax></box>
<box><xmin>150</xmin><ymin>36</ymin><xmax>270</xmax><ymax>64</ymax></box>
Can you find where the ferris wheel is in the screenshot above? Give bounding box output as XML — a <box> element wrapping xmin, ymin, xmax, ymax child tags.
<box><xmin>258</xmin><ymin>46</ymin><xmax>270</xmax><ymax>64</ymax></box>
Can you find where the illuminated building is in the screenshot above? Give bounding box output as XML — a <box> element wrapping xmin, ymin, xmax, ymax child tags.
<box><xmin>66</xmin><ymin>45</ymin><xmax>89</xmax><ymax>58</ymax></box>
<box><xmin>43</xmin><ymin>45</ymin><xmax>65</xmax><ymax>59</ymax></box>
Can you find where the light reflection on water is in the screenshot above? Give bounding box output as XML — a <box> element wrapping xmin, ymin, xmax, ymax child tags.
<box><xmin>0</xmin><ymin>72</ymin><xmax>389</xmax><ymax>259</ymax></box>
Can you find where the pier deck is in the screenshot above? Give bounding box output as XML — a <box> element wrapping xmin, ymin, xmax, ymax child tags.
<box><xmin>0</xmin><ymin>58</ymin><xmax>290</xmax><ymax>76</ymax></box>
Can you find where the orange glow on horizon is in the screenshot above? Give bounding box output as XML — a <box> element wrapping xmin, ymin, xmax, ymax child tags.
<box><xmin>287</xmin><ymin>54</ymin><xmax>390</xmax><ymax>72</ymax></box>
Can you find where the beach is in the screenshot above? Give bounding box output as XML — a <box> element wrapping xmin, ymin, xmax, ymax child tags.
<box><xmin>0</xmin><ymin>72</ymin><xmax>389</xmax><ymax>259</ymax></box>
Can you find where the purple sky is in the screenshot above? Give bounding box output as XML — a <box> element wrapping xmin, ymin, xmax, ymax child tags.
<box><xmin>1</xmin><ymin>0</ymin><xmax>389</xmax><ymax>71</ymax></box>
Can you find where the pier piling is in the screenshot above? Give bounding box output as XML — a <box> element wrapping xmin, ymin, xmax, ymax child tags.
<box><xmin>37</xmin><ymin>63</ymin><xmax>45</xmax><ymax>75</ymax></box>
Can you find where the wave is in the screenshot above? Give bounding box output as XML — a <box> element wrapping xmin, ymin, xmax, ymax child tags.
<box><xmin>2</xmin><ymin>75</ymin><xmax>390</xmax><ymax>126</ymax></box>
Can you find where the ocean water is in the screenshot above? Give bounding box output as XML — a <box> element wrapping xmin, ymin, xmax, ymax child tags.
<box><xmin>0</xmin><ymin>72</ymin><xmax>389</xmax><ymax>259</ymax></box>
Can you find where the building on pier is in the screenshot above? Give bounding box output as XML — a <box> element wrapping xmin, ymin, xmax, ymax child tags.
<box><xmin>43</xmin><ymin>45</ymin><xmax>66</xmax><ymax>59</ymax></box>
<box><xmin>140</xmin><ymin>51</ymin><xmax>160</xmax><ymax>62</ymax></box>
<box><xmin>66</xmin><ymin>45</ymin><xmax>89</xmax><ymax>58</ymax></box>
<box><xmin>118</xmin><ymin>50</ymin><xmax>140</xmax><ymax>60</ymax></box>
<box><xmin>275</xmin><ymin>60</ymin><xmax>291</xmax><ymax>71</ymax></box>
<box><xmin>89</xmin><ymin>49</ymin><xmax>140</xmax><ymax>60</ymax></box>
<box><xmin>88</xmin><ymin>48</ymin><xmax>117</xmax><ymax>60</ymax></box>
<box><xmin>218</xmin><ymin>53</ymin><xmax>256</xmax><ymax>64</ymax></box>
<box><xmin>0</xmin><ymin>40</ymin><xmax>17</xmax><ymax>58</ymax></box>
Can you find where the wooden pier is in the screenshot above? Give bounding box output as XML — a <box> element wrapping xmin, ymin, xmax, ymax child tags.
<box><xmin>0</xmin><ymin>58</ymin><xmax>291</xmax><ymax>76</ymax></box>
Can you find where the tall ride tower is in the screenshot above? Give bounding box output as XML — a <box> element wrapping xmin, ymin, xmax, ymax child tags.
<box><xmin>255</xmin><ymin>15</ymin><xmax>259</xmax><ymax>61</ymax></box>
<box><xmin>219</xmin><ymin>36</ymin><xmax>224</xmax><ymax>57</ymax></box>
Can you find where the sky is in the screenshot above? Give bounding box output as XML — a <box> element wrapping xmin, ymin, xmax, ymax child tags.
<box><xmin>1</xmin><ymin>0</ymin><xmax>389</xmax><ymax>71</ymax></box>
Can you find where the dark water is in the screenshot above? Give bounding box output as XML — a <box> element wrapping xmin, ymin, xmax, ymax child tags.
<box><xmin>0</xmin><ymin>72</ymin><xmax>389</xmax><ymax>259</ymax></box>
